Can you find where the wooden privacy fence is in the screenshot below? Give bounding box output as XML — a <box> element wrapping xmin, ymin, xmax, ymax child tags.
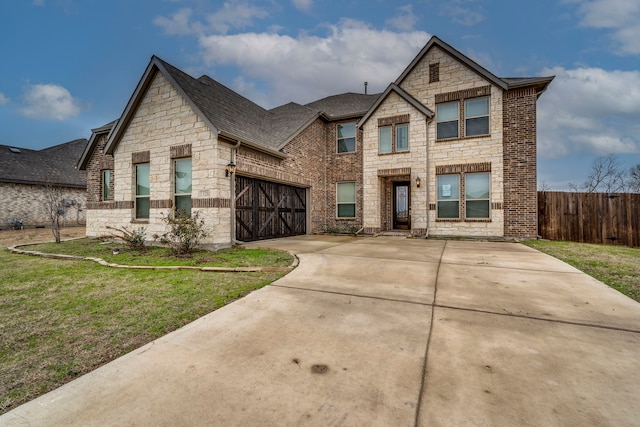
<box><xmin>538</xmin><ymin>191</ymin><xmax>640</xmax><ymax>246</ymax></box>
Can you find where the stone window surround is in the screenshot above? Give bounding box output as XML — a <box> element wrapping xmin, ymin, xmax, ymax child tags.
<box><xmin>435</xmin><ymin>86</ymin><xmax>491</xmax><ymax>142</ymax></box>
<box><xmin>378</xmin><ymin>114</ymin><xmax>410</xmax><ymax>155</ymax></box>
<box><xmin>434</xmin><ymin>162</ymin><xmax>493</xmax><ymax>222</ymax></box>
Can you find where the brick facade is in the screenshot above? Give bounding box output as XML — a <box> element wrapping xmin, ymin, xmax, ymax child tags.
<box><xmin>502</xmin><ymin>87</ymin><xmax>538</xmax><ymax>238</ymax></box>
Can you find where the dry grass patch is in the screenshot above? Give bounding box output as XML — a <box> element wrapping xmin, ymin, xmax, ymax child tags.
<box><xmin>0</xmin><ymin>241</ymin><xmax>291</xmax><ymax>414</ymax></box>
<box><xmin>523</xmin><ymin>240</ymin><xmax>640</xmax><ymax>302</ymax></box>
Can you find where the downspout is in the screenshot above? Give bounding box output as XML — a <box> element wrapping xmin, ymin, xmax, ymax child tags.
<box><xmin>227</xmin><ymin>137</ymin><xmax>241</xmax><ymax>245</ymax></box>
<box><xmin>425</xmin><ymin>115</ymin><xmax>433</xmax><ymax>239</ymax></box>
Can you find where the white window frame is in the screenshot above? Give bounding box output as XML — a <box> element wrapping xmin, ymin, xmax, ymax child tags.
<box><xmin>337</xmin><ymin>122</ymin><xmax>356</xmax><ymax>153</ymax></box>
<box><xmin>135</xmin><ymin>163</ymin><xmax>150</xmax><ymax>219</ymax></box>
<box><xmin>436</xmin><ymin>101</ymin><xmax>459</xmax><ymax>140</ymax></box>
<box><xmin>174</xmin><ymin>157</ymin><xmax>192</xmax><ymax>216</ymax></box>
<box><xmin>464</xmin><ymin>96</ymin><xmax>490</xmax><ymax>137</ymax></box>
<box><xmin>102</xmin><ymin>169</ymin><xmax>111</xmax><ymax>201</ymax></box>
<box><xmin>436</xmin><ymin>174</ymin><xmax>460</xmax><ymax>219</ymax></box>
<box><xmin>336</xmin><ymin>181</ymin><xmax>356</xmax><ymax>218</ymax></box>
<box><xmin>379</xmin><ymin>126</ymin><xmax>392</xmax><ymax>154</ymax></box>
<box><xmin>465</xmin><ymin>172</ymin><xmax>491</xmax><ymax>219</ymax></box>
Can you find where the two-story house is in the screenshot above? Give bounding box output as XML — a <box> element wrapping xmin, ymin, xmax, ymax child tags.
<box><xmin>78</xmin><ymin>36</ymin><xmax>553</xmax><ymax>246</ymax></box>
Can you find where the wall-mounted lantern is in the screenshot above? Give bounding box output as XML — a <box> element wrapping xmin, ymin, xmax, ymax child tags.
<box><xmin>225</xmin><ymin>161</ymin><xmax>236</xmax><ymax>177</ymax></box>
<box><xmin>415</xmin><ymin>176</ymin><xmax>421</xmax><ymax>188</ymax></box>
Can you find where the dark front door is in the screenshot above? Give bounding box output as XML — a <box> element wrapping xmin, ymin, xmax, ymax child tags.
<box><xmin>235</xmin><ymin>176</ymin><xmax>306</xmax><ymax>242</ymax></box>
<box><xmin>393</xmin><ymin>181</ymin><xmax>411</xmax><ymax>230</ymax></box>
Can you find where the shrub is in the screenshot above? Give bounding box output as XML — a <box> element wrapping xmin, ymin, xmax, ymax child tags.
<box><xmin>159</xmin><ymin>210</ymin><xmax>209</xmax><ymax>256</ymax></box>
<box><xmin>104</xmin><ymin>226</ymin><xmax>147</xmax><ymax>250</ymax></box>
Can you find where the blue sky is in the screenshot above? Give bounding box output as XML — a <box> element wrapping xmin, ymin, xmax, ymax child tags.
<box><xmin>1</xmin><ymin>0</ymin><xmax>639</xmax><ymax>190</ymax></box>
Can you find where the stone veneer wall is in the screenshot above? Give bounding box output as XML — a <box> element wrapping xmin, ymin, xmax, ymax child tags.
<box><xmin>502</xmin><ymin>87</ymin><xmax>538</xmax><ymax>238</ymax></box>
<box><xmin>361</xmin><ymin>91</ymin><xmax>428</xmax><ymax>234</ymax></box>
<box><xmin>397</xmin><ymin>45</ymin><xmax>505</xmax><ymax>237</ymax></box>
<box><xmin>96</xmin><ymin>71</ymin><xmax>232</xmax><ymax>246</ymax></box>
<box><xmin>1</xmin><ymin>182</ymin><xmax>86</xmax><ymax>228</ymax></box>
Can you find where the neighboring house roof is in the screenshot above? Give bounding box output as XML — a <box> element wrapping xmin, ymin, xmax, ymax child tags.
<box><xmin>395</xmin><ymin>36</ymin><xmax>554</xmax><ymax>96</ymax></box>
<box><xmin>0</xmin><ymin>139</ymin><xmax>88</xmax><ymax>188</ymax></box>
<box><xmin>77</xmin><ymin>119</ymin><xmax>117</xmax><ymax>170</ymax></box>
<box><xmin>358</xmin><ymin>83</ymin><xmax>434</xmax><ymax>129</ymax></box>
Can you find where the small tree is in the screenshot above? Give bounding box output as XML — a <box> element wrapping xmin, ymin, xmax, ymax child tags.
<box><xmin>569</xmin><ymin>154</ymin><xmax>628</xmax><ymax>193</ymax></box>
<box><xmin>629</xmin><ymin>163</ymin><xmax>640</xmax><ymax>193</ymax></box>
<box><xmin>42</xmin><ymin>183</ymin><xmax>65</xmax><ymax>243</ymax></box>
<box><xmin>159</xmin><ymin>210</ymin><xmax>209</xmax><ymax>256</ymax></box>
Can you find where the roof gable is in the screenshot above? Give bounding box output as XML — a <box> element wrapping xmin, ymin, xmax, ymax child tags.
<box><xmin>358</xmin><ymin>83</ymin><xmax>433</xmax><ymax>128</ymax></box>
<box><xmin>395</xmin><ymin>36</ymin><xmax>554</xmax><ymax>95</ymax></box>
<box><xmin>77</xmin><ymin>119</ymin><xmax>117</xmax><ymax>170</ymax></box>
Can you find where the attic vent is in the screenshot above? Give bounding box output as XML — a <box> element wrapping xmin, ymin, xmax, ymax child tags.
<box><xmin>9</xmin><ymin>147</ymin><xmax>21</xmax><ymax>153</ymax></box>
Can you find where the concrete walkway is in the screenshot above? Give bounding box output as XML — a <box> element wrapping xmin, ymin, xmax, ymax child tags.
<box><xmin>2</xmin><ymin>236</ymin><xmax>640</xmax><ymax>426</ymax></box>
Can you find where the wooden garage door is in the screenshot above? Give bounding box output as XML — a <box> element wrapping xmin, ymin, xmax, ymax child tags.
<box><xmin>235</xmin><ymin>176</ymin><xmax>306</xmax><ymax>242</ymax></box>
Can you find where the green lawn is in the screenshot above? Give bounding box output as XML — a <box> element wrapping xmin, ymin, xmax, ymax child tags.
<box><xmin>0</xmin><ymin>241</ymin><xmax>292</xmax><ymax>414</ymax></box>
<box><xmin>523</xmin><ymin>240</ymin><xmax>640</xmax><ymax>302</ymax></box>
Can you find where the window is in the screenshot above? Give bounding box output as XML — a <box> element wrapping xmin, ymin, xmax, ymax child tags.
<box><xmin>135</xmin><ymin>163</ymin><xmax>150</xmax><ymax>219</ymax></box>
<box><xmin>379</xmin><ymin>126</ymin><xmax>392</xmax><ymax>154</ymax></box>
<box><xmin>465</xmin><ymin>97</ymin><xmax>489</xmax><ymax>136</ymax></box>
<box><xmin>436</xmin><ymin>102</ymin><xmax>459</xmax><ymax>140</ymax></box>
<box><xmin>174</xmin><ymin>158</ymin><xmax>192</xmax><ymax>215</ymax></box>
<box><xmin>336</xmin><ymin>182</ymin><xmax>356</xmax><ymax>218</ymax></box>
<box><xmin>396</xmin><ymin>123</ymin><xmax>409</xmax><ymax>152</ymax></box>
<box><xmin>102</xmin><ymin>169</ymin><xmax>111</xmax><ymax>201</ymax></box>
<box><xmin>337</xmin><ymin>123</ymin><xmax>356</xmax><ymax>153</ymax></box>
<box><xmin>378</xmin><ymin>123</ymin><xmax>409</xmax><ymax>153</ymax></box>
<box><xmin>465</xmin><ymin>172</ymin><xmax>490</xmax><ymax>218</ymax></box>
<box><xmin>437</xmin><ymin>174</ymin><xmax>460</xmax><ymax>219</ymax></box>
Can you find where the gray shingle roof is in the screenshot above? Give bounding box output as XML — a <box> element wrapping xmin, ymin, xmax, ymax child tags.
<box><xmin>0</xmin><ymin>139</ymin><xmax>88</xmax><ymax>187</ymax></box>
<box><xmin>305</xmin><ymin>93</ymin><xmax>380</xmax><ymax>120</ymax></box>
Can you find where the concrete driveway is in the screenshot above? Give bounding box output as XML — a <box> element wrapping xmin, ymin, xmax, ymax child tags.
<box><xmin>2</xmin><ymin>236</ymin><xmax>640</xmax><ymax>426</ymax></box>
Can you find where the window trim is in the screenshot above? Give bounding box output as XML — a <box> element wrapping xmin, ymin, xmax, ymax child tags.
<box><xmin>464</xmin><ymin>96</ymin><xmax>490</xmax><ymax>137</ymax></box>
<box><xmin>101</xmin><ymin>169</ymin><xmax>111</xmax><ymax>201</ymax></box>
<box><xmin>378</xmin><ymin>122</ymin><xmax>410</xmax><ymax>154</ymax></box>
<box><xmin>135</xmin><ymin>163</ymin><xmax>150</xmax><ymax>220</ymax></box>
<box><xmin>336</xmin><ymin>181</ymin><xmax>356</xmax><ymax>219</ymax></box>
<box><xmin>337</xmin><ymin>122</ymin><xmax>356</xmax><ymax>154</ymax></box>
<box><xmin>436</xmin><ymin>101</ymin><xmax>459</xmax><ymax>140</ymax></box>
<box><xmin>174</xmin><ymin>157</ymin><xmax>192</xmax><ymax>216</ymax></box>
<box><xmin>436</xmin><ymin>174</ymin><xmax>460</xmax><ymax>220</ymax></box>
<box><xmin>465</xmin><ymin>172</ymin><xmax>491</xmax><ymax>219</ymax></box>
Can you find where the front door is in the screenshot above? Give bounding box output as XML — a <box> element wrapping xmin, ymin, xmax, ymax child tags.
<box><xmin>393</xmin><ymin>181</ymin><xmax>411</xmax><ymax>230</ymax></box>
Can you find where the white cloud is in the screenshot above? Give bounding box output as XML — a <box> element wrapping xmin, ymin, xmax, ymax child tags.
<box><xmin>20</xmin><ymin>83</ymin><xmax>82</xmax><ymax>120</ymax></box>
<box><xmin>386</xmin><ymin>4</ymin><xmax>419</xmax><ymax>31</ymax></box>
<box><xmin>154</xmin><ymin>8</ymin><xmax>195</xmax><ymax>35</ymax></box>
<box><xmin>155</xmin><ymin>1</ymin><xmax>269</xmax><ymax>35</ymax></box>
<box><xmin>439</xmin><ymin>0</ymin><xmax>484</xmax><ymax>26</ymax></box>
<box><xmin>0</xmin><ymin>93</ymin><xmax>9</xmax><ymax>105</ymax></box>
<box><xmin>197</xmin><ymin>19</ymin><xmax>430</xmax><ymax>106</ymax></box>
<box><xmin>573</xmin><ymin>0</ymin><xmax>640</xmax><ymax>55</ymax></box>
<box><xmin>292</xmin><ymin>0</ymin><xmax>313</xmax><ymax>12</ymax></box>
<box><xmin>538</xmin><ymin>67</ymin><xmax>640</xmax><ymax>159</ymax></box>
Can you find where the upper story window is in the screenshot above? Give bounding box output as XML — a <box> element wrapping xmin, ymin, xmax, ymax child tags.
<box><xmin>174</xmin><ymin>158</ymin><xmax>192</xmax><ymax>215</ymax></box>
<box><xmin>135</xmin><ymin>163</ymin><xmax>150</xmax><ymax>219</ymax></box>
<box><xmin>436</xmin><ymin>102</ymin><xmax>459</xmax><ymax>140</ymax></box>
<box><xmin>337</xmin><ymin>123</ymin><xmax>356</xmax><ymax>153</ymax></box>
<box><xmin>378</xmin><ymin>118</ymin><xmax>409</xmax><ymax>154</ymax></box>
<box><xmin>465</xmin><ymin>96</ymin><xmax>490</xmax><ymax>137</ymax></box>
<box><xmin>102</xmin><ymin>169</ymin><xmax>111</xmax><ymax>201</ymax></box>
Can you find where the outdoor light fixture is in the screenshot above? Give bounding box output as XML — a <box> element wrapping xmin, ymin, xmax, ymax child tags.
<box><xmin>225</xmin><ymin>161</ymin><xmax>236</xmax><ymax>177</ymax></box>
<box><xmin>415</xmin><ymin>176</ymin><xmax>421</xmax><ymax>188</ymax></box>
